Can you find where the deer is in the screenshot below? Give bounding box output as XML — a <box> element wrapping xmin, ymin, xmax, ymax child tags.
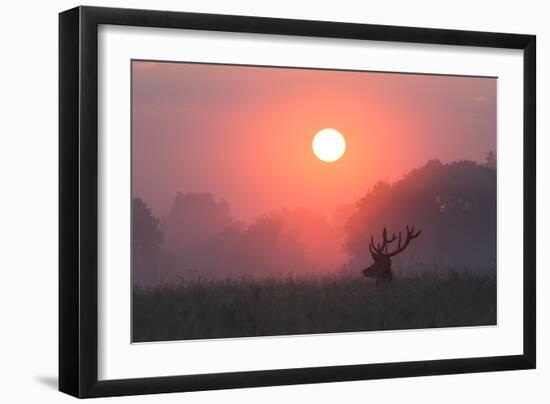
<box><xmin>362</xmin><ymin>226</ymin><xmax>422</xmax><ymax>285</ymax></box>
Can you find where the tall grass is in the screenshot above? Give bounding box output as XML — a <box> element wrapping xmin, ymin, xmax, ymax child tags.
<box><xmin>132</xmin><ymin>268</ymin><xmax>496</xmax><ymax>342</ymax></box>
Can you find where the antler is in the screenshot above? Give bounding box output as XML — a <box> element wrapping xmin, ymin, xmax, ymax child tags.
<box><xmin>386</xmin><ymin>226</ymin><xmax>422</xmax><ymax>257</ymax></box>
<box><xmin>369</xmin><ymin>227</ymin><xmax>398</xmax><ymax>255</ymax></box>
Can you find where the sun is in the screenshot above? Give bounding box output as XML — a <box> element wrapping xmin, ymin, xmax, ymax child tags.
<box><xmin>312</xmin><ymin>128</ymin><xmax>346</xmax><ymax>163</ymax></box>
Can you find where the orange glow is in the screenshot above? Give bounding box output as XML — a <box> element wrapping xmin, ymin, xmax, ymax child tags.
<box><xmin>132</xmin><ymin>61</ymin><xmax>497</xmax><ymax>274</ymax></box>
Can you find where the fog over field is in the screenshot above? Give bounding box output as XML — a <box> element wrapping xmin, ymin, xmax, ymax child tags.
<box><xmin>131</xmin><ymin>61</ymin><xmax>497</xmax><ymax>341</ymax></box>
<box><xmin>133</xmin><ymin>157</ymin><xmax>496</xmax><ymax>286</ymax></box>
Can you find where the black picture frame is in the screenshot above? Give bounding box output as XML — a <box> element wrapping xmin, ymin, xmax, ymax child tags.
<box><xmin>59</xmin><ymin>5</ymin><xmax>536</xmax><ymax>398</ymax></box>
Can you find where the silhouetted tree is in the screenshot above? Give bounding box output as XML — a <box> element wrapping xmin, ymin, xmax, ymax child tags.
<box><xmin>161</xmin><ymin>192</ymin><xmax>234</xmax><ymax>253</ymax></box>
<box><xmin>133</xmin><ymin>197</ymin><xmax>165</xmax><ymax>286</ymax></box>
<box><xmin>194</xmin><ymin>207</ymin><xmax>349</xmax><ymax>277</ymax></box>
<box><xmin>167</xmin><ymin>212</ymin><xmax>310</xmax><ymax>279</ymax></box>
<box><xmin>485</xmin><ymin>150</ymin><xmax>497</xmax><ymax>170</ymax></box>
<box><xmin>156</xmin><ymin>192</ymin><xmax>318</xmax><ymax>279</ymax></box>
<box><xmin>344</xmin><ymin>159</ymin><xmax>496</xmax><ymax>272</ymax></box>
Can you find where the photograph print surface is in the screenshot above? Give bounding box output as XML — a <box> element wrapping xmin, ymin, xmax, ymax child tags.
<box><xmin>131</xmin><ymin>60</ymin><xmax>497</xmax><ymax>342</ymax></box>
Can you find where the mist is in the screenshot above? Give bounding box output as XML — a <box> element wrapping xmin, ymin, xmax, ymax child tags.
<box><xmin>133</xmin><ymin>156</ymin><xmax>496</xmax><ymax>287</ymax></box>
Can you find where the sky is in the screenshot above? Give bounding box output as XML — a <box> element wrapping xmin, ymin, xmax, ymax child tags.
<box><xmin>132</xmin><ymin>60</ymin><xmax>496</xmax><ymax>223</ymax></box>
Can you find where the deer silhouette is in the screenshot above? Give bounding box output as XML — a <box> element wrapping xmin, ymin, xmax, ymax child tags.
<box><xmin>362</xmin><ymin>226</ymin><xmax>422</xmax><ymax>284</ymax></box>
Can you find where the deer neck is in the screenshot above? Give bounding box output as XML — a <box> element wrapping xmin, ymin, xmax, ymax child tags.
<box><xmin>376</xmin><ymin>264</ymin><xmax>393</xmax><ymax>285</ymax></box>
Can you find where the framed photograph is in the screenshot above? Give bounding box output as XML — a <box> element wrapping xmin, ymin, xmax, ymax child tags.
<box><xmin>59</xmin><ymin>6</ymin><xmax>536</xmax><ymax>398</ymax></box>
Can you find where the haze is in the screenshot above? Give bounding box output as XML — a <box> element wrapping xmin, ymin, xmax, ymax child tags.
<box><xmin>131</xmin><ymin>60</ymin><xmax>496</xmax><ymax>283</ymax></box>
<box><xmin>132</xmin><ymin>61</ymin><xmax>496</xmax><ymax>222</ymax></box>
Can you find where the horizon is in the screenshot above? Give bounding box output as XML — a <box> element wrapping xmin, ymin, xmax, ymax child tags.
<box><xmin>135</xmin><ymin>155</ymin><xmax>492</xmax><ymax>223</ymax></box>
<box><xmin>132</xmin><ymin>61</ymin><xmax>496</xmax><ymax>223</ymax></box>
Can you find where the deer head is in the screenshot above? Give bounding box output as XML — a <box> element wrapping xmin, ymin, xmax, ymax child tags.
<box><xmin>362</xmin><ymin>226</ymin><xmax>422</xmax><ymax>283</ymax></box>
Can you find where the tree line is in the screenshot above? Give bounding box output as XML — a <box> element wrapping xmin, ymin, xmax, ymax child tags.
<box><xmin>133</xmin><ymin>154</ymin><xmax>496</xmax><ymax>286</ymax></box>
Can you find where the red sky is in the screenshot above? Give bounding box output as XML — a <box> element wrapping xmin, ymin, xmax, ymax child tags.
<box><xmin>132</xmin><ymin>61</ymin><xmax>496</xmax><ymax>223</ymax></box>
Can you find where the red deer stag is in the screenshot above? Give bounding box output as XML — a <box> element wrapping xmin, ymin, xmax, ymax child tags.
<box><xmin>362</xmin><ymin>226</ymin><xmax>422</xmax><ymax>284</ymax></box>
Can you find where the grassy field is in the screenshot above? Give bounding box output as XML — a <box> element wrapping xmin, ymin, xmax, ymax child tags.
<box><xmin>132</xmin><ymin>269</ymin><xmax>496</xmax><ymax>342</ymax></box>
